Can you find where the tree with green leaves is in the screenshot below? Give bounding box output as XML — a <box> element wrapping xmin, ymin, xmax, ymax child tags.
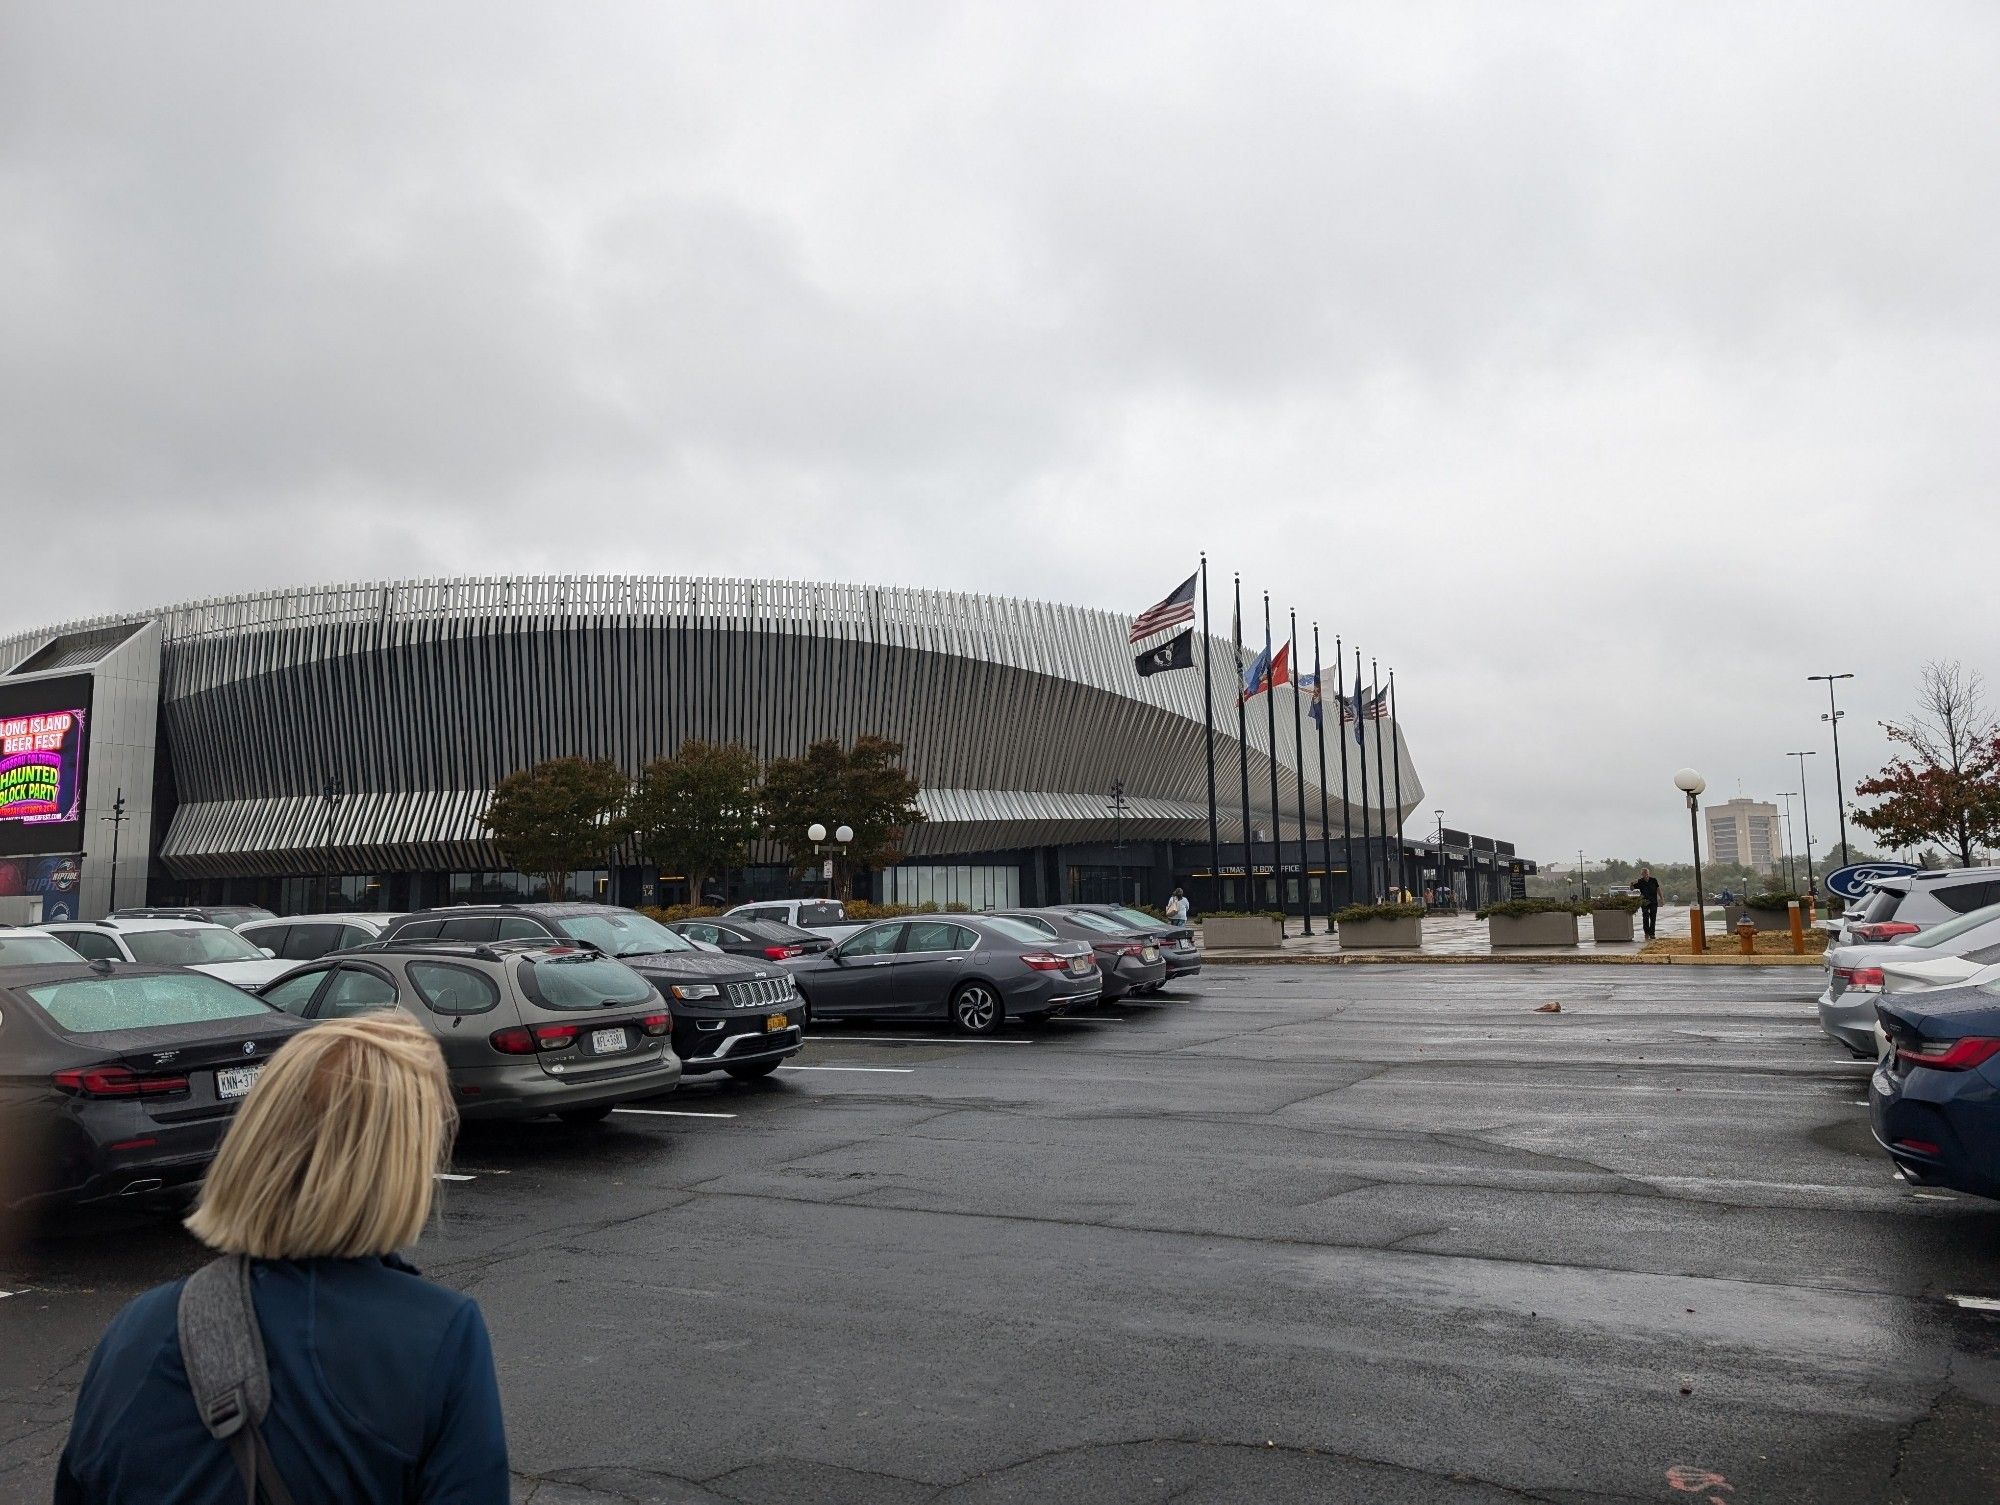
<box><xmin>628</xmin><ymin>740</ymin><xmax>762</xmax><ymax>906</ymax></box>
<box><xmin>761</xmin><ymin>735</ymin><xmax>925</xmax><ymax>898</ymax></box>
<box><xmin>477</xmin><ymin>757</ymin><xmax>632</xmax><ymax>900</ymax></box>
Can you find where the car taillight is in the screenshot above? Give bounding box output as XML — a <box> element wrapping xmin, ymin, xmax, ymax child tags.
<box><xmin>52</xmin><ymin>1066</ymin><xmax>189</xmax><ymax>1098</ymax></box>
<box><xmin>639</xmin><ymin>1012</ymin><xmax>673</xmax><ymax>1036</ymax></box>
<box><xmin>763</xmin><ymin>945</ymin><xmax>802</xmax><ymax>960</ymax></box>
<box><xmin>489</xmin><ymin>1027</ymin><xmax>537</xmax><ymax>1054</ymax></box>
<box><xmin>532</xmin><ymin>1023</ymin><xmax>580</xmax><ymax>1051</ymax></box>
<box><xmin>1855</xmin><ymin>922</ymin><xmax>1921</xmax><ymax>943</ymax></box>
<box><xmin>1895</xmin><ymin>1037</ymin><xmax>2000</xmax><ymax>1072</ymax></box>
<box><xmin>1020</xmin><ymin>952</ymin><xmax>1068</xmax><ymax>971</ymax></box>
<box><xmin>1893</xmin><ymin>1138</ymin><xmax>1942</xmax><ymax>1156</ymax></box>
<box><xmin>1848</xmin><ymin>967</ymin><xmax>1885</xmax><ymax>991</ymax></box>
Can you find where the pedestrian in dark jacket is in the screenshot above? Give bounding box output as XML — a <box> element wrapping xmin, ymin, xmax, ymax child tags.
<box><xmin>55</xmin><ymin>1013</ymin><xmax>509</xmax><ymax>1504</ymax></box>
<box><xmin>1633</xmin><ymin>868</ymin><xmax>1663</xmax><ymax>940</ymax></box>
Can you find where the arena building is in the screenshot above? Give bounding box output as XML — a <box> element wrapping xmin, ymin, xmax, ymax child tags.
<box><xmin>0</xmin><ymin>576</ymin><xmax>1525</xmax><ymax>922</ymax></box>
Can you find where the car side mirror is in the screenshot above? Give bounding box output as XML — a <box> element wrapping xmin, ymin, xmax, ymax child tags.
<box><xmin>260</xmin><ymin>947</ymin><xmax>277</xmax><ymax>959</ymax></box>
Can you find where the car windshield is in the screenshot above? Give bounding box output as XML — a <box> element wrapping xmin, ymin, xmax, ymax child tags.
<box><xmin>1065</xmin><ymin>910</ymin><xmax>1137</xmax><ymax>935</ymax></box>
<box><xmin>553</xmin><ymin>910</ymin><xmax>693</xmax><ymax>957</ymax></box>
<box><xmin>983</xmin><ymin>916</ymin><xmax>1056</xmax><ymax>945</ymax></box>
<box><xmin>1104</xmin><ymin>906</ymin><xmax>1163</xmax><ymax>930</ymax></box>
<box><xmin>0</xmin><ymin>934</ymin><xmax>80</xmax><ymax>965</ymax></box>
<box><xmin>797</xmin><ymin>903</ymin><xmax>846</xmax><ymax>927</ymax></box>
<box><xmin>27</xmin><ymin>971</ymin><xmax>274</xmax><ymax>1034</ymax></box>
<box><xmin>521</xmin><ymin>954</ymin><xmax>660</xmax><ymax>1009</ymax></box>
<box><xmin>1903</xmin><ymin>900</ymin><xmax>2000</xmax><ymax>949</ymax></box>
<box><xmin>123</xmin><ymin>928</ymin><xmax>268</xmax><ymax>965</ymax></box>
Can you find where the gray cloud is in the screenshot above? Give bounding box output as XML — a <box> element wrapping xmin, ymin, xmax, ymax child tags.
<box><xmin>4</xmin><ymin>0</ymin><xmax>1996</xmax><ymax>860</ymax></box>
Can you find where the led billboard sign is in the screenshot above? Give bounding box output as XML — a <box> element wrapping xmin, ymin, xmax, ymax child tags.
<box><xmin>0</xmin><ymin>709</ymin><xmax>86</xmax><ymax>824</ymax></box>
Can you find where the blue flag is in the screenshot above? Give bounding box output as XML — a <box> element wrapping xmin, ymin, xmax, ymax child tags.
<box><xmin>1298</xmin><ymin>671</ymin><xmax>1322</xmax><ymax>727</ymax></box>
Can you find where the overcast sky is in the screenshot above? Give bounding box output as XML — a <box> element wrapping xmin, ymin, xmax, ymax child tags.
<box><xmin>4</xmin><ymin>1</ymin><xmax>1996</xmax><ymax>864</ymax></box>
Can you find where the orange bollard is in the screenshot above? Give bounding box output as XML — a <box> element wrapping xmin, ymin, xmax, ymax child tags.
<box><xmin>1737</xmin><ymin>919</ymin><xmax>1757</xmax><ymax>956</ymax></box>
<box><xmin>1788</xmin><ymin>901</ymin><xmax>1805</xmax><ymax>956</ymax></box>
<box><xmin>1690</xmin><ymin>906</ymin><xmax>1706</xmax><ymax>954</ymax></box>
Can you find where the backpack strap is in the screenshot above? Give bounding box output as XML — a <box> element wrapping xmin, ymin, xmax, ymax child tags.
<box><xmin>177</xmin><ymin>1256</ymin><xmax>299</xmax><ymax>1505</ymax></box>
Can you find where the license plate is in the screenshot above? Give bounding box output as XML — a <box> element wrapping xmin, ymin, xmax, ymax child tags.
<box><xmin>1070</xmin><ymin>957</ymin><xmax>1091</xmax><ymax>973</ymax></box>
<box><xmin>589</xmin><ymin>1027</ymin><xmax>628</xmax><ymax>1054</ymax></box>
<box><xmin>766</xmin><ymin>1013</ymin><xmax>789</xmax><ymax>1032</ymax></box>
<box><xmin>1143</xmin><ymin>947</ymin><xmax>1160</xmax><ymax>962</ymax></box>
<box><xmin>216</xmin><ymin>1065</ymin><xmax>262</xmax><ymax>1100</ymax></box>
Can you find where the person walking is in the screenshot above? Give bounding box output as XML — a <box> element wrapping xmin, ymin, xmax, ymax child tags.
<box><xmin>1163</xmin><ymin>887</ymin><xmax>1191</xmax><ymax>927</ymax></box>
<box><xmin>56</xmin><ymin>1013</ymin><xmax>509</xmax><ymax>1504</ymax></box>
<box><xmin>1633</xmin><ymin>866</ymin><xmax>1662</xmax><ymax>940</ymax></box>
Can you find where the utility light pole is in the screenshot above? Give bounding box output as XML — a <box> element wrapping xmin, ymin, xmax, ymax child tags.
<box><xmin>1808</xmin><ymin>673</ymin><xmax>1854</xmax><ymax>864</ymax></box>
<box><xmin>101</xmin><ymin>787</ymin><xmax>129</xmax><ymax>913</ymax></box>
<box><xmin>1788</xmin><ymin>751</ymin><xmax>1817</xmax><ymax>898</ymax></box>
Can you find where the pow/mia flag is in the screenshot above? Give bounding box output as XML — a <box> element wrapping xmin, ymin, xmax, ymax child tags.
<box><xmin>1134</xmin><ymin>628</ymin><xmax>1195</xmax><ymax>677</ymax></box>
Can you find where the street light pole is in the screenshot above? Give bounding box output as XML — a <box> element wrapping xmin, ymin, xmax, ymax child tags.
<box><xmin>319</xmin><ymin>775</ymin><xmax>344</xmax><ymax>914</ymax></box>
<box><xmin>1788</xmin><ymin>751</ymin><xmax>1817</xmax><ymax>898</ymax></box>
<box><xmin>807</xmin><ymin>822</ymin><xmax>855</xmax><ymax>900</ymax></box>
<box><xmin>1808</xmin><ymin>673</ymin><xmax>1854</xmax><ymax>864</ymax></box>
<box><xmin>1776</xmin><ymin>791</ymin><xmax>1799</xmax><ymax>893</ymax></box>
<box><xmin>1434</xmin><ymin>810</ymin><xmax>1444</xmax><ymax>907</ymax></box>
<box><xmin>1674</xmin><ymin>769</ymin><xmax>1708</xmax><ymax>920</ymax></box>
<box><xmin>101</xmin><ymin>787</ymin><xmax>128</xmax><ymax>913</ymax></box>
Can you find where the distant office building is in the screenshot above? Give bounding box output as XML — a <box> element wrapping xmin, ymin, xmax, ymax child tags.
<box><xmin>1706</xmin><ymin>798</ymin><xmax>1782</xmax><ymax>873</ymax></box>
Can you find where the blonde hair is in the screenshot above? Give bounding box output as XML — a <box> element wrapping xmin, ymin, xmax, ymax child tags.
<box><xmin>186</xmin><ymin>1012</ymin><xmax>456</xmax><ymax>1259</ymax></box>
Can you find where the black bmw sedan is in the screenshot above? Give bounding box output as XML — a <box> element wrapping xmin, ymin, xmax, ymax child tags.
<box><xmin>665</xmin><ymin>916</ymin><xmax>835</xmax><ymax>960</ymax></box>
<box><xmin>382</xmin><ymin>904</ymin><xmax>805</xmax><ymax>1081</ymax></box>
<box><xmin>0</xmin><ymin>961</ymin><xmax>307</xmax><ymax>1209</ymax></box>
<box><xmin>788</xmin><ymin>915</ymin><xmax>1100</xmax><ymax>1034</ymax></box>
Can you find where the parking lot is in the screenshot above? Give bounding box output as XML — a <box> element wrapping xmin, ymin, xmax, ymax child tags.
<box><xmin>5</xmin><ymin>963</ymin><xmax>1999</xmax><ymax>1503</ymax></box>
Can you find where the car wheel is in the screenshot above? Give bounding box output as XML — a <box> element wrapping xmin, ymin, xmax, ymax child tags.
<box><xmin>724</xmin><ymin>1059</ymin><xmax>781</xmax><ymax>1081</ymax></box>
<box><xmin>556</xmin><ymin>1104</ymin><xmax>614</xmax><ymax>1125</ymax></box>
<box><xmin>950</xmin><ymin>981</ymin><xmax>1003</xmax><ymax>1036</ymax></box>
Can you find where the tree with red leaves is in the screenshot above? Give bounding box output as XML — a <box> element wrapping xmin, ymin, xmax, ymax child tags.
<box><xmin>1853</xmin><ymin>662</ymin><xmax>2000</xmax><ymax>867</ymax></box>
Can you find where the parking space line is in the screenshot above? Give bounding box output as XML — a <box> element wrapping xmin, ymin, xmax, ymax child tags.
<box><xmin>0</xmin><ymin>1290</ymin><xmax>19</xmax><ymax>1300</ymax></box>
<box><xmin>435</xmin><ymin>1173</ymin><xmax>478</xmax><ymax>1182</ymax></box>
<box><xmin>830</xmin><ymin>1036</ymin><xmax>1032</xmax><ymax>1046</ymax></box>
<box><xmin>1948</xmin><ymin>1294</ymin><xmax>2000</xmax><ymax>1311</ymax></box>
<box><xmin>613</xmin><ymin>1108</ymin><xmax>739</xmax><ymax>1119</ymax></box>
<box><xmin>786</xmin><ymin>1065</ymin><xmax>915</xmax><ymax>1074</ymax></box>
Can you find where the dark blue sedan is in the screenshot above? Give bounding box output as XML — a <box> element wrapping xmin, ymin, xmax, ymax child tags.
<box><xmin>1871</xmin><ymin>983</ymin><xmax>2000</xmax><ymax>1199</ymax></box>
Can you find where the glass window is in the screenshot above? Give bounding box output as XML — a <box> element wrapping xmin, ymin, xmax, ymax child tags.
<box><xmin>320</xmin><ymin>967</ymin><xmax>399</xmax><ymax>1017</ymax></box>
<box><xmin>683</xmin><ymin>923</ymin><xmax>720</xmax><ymax>943</ymax></box>
<box><xmin>495</xmin><ymin>917</ymin><xmax>547</xmax><ymax>941</ymax></box>
<box><xmin>837</xmin><ymin>923</ymin><xmax>904</xmax><ymax>958</ymax></box>
<box><xmin>439</xmin><ymin>917</ymin><xmax>501</xmax><ymax>942</ymax></box>
<box><xmin>517</xmin><ymin>955</ymin><xmax>657</xmax><ymax>1010</ymax></box>
<box><xmin>798</xmin><ymin>904</ymin><xmax>846</xmax><ymax>928</ymax></box>
<box><xmin>408</xmin><ymin>961</ymin><xmax>501</xmax><ymax>1015</ymax></box>
<box><xmin>982</xmin><ymin>916</ymin><xmax>1054</xmax><ymax>945</ymax></box>
<box><xmin>1104</xmin><ymin>907</ymin><xmax>1159</xmax><ymax>930</ymax></box>
<box><xmin>28</xmin><ymin>971</ymin><xmax>274</xmax><ymax>1034</ymax></box>
<box><xmin>123</xmin><ymin>928</ymin><xmax>267</xmax><ymax>967</ymax></box>
<box><xmin>1904</xmin><ymin>900</ymin><xmax>2000</xmax><ymax>948</ymax></box>
<box><xmin>239</xmin><ymin>923</ymin><xmax>289</xmax><ymax>953</ymax></box>
<box><xmin>1936</xmin><ymin>881</ymin><xmax>2000</xmax><ymax>916</ymax></box>
<box><xmin>0</xmin><ymin>933</ymin><xmax>82</xmax><ymax>964</ymax></box>
<box><xmin>1065</xmin><ymin>910</ymin><xmax>1135</xmax><ymax>936</ymax></box>
<box><xmin>393</xmin><ymin>918</ymin><xmax>443</xmax><ymax>939</ymax></box>
<box><xmin>338</xmin><ymin>925</ymin><xmax>377</xmax><ymax>949</ymax></box>
<box><xmin>280</xmin><ymin>924</ymin><xmax>343</xmax><ymax>960</ymax></box>
<box><xmin>261</xmin><ymin>969</ymin><xmax>330</xmax><ymax>1015</ymax></box>
<box><xmin>60</xmin><ymin>930</ymin><xmax>125</xmax><ymax>962</ymax></box>
<box><xmin>904</xmin><ymin>921</ymin><xmax>969</xmax><ymax>953</ymax></box>
<box><xmin>552</xmin><ymin>910</ymin><xmax>691</xmax><ymax>958</ymax></box>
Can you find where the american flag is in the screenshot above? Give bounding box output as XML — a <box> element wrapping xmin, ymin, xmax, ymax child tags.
<box><xmin>1128</xmin><ymin>570</ymin><xmax>1198</xmax><ymax>643</ymax></box>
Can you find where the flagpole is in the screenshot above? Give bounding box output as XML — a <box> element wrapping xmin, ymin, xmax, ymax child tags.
<box><xmin>1263</xmin><ymin>593</ymin><xmax>1285</xmax><ymax>936</ymax></box>
<box><xmin>1389</xmin><ymin>669</ymin><xmax>1408</xmax><ymax>904</ymax></box>
<box><xmin>1200</xmin><ymin>555</ymin><xmax>1220</xmax><ymax>917</ymax></box>
<box><xmin>1372</xmin><ymin>655</ymin><xmax>1391</xmax><ymax>901</ymax></box>
<box><xmin>1336</xmin><ymin>634</ymin><xmax>1354</xmax><ymax>909</ymax></box>
<box><xmin>1234</xmin><ymin>574</ymin><xmax>1252</xmax><ymax>915</ymax></box>
<box><xmin>1313</xmin><ymin>623</ymin><xmax>1334</xmax><ymax>922</ymax></box>
<box><xmin>1289</xmin><ymin>608</ymin><xmax>1312</xmax><ymax>936</ymax></box>
<box><xmin>1354</xmin><ymin>645</ymin><xmax>1373</xmax><ymax>902</ymax></box>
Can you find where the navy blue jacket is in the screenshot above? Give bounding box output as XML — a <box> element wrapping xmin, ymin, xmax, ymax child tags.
<box><xmin>56</xmin><ymin>1255</ymin><xmax>508</xmax><ymax>1504</ymax></box>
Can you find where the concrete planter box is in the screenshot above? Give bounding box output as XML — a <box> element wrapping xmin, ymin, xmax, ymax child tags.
<box><xmin>1589</xmin><ymin>909</ymin><xmax>1635</xmax><ymax>943</ymax></box>
<box><xmin>1725</xmin><ymin>905</ymin><xmax>1794</xmax><ymax>933</ymax></box>
<box><xmin>1337</xmin><ymin>916</ymin><xmax>1423</xmax><ymax>949</ymax></box>
<box><xmin>1487</xmin><ymin>912</ymin><xmax>1581</xmax><ymax>947</ymax></box>
<box><xmin>1202</xmin><ymin>915</ymin><xmax>1284</xmax><ymax>950</ymax></box>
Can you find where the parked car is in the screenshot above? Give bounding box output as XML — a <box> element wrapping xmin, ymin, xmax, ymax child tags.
<box><xmin>380</xmin><ymin>904</ymin><xmax>802</xmax><ymax>1081</ymax></box>
<box><xmin>0</xmin><ymin>961</ymin><xmax>307</xmax><ymax>1207</ymax></box>
<box><xmin>992</xmin><ymin>909</ymin><xmax>1166</xmax><ymax>1002</ymax></box>
<box><xmin>1818</xmin><ymin>900</ymin><xmax>2000</xmax><ymax>1054</ymax></box>
<box><xmin>1058</xmin><ymin>904</ymin><xmax>1202</xmax><ymax>985</ymax></box>
<box><xmin>1882</xmin><ymin>945</ymin><xmax>2000</xmax><ymax>996</ymax></box>
<box><xmin>722</xmin><ymin>899</ymin><xmax>867</xmax><ymax>943</ymax></box>
<box><xmin>235</xmin><ymin>911</ymin><xmax>406</xmax><ymax>963</ymax></box>
<box><xmin>110</xmin><ymin>904</ymin><xmax>277</xmax><ymax>928</ymax></box>
<box><xmin>1871</xmin><ymin>980</ymin><xmax>2000</xmax><ymax>1200</ymax></box>
<box><xmin>788</xmin><ymin>915</ymin><xmax>1100</xmax><ymax>1033</ymax></box>
<box><xmin>1823</xmin><ymin>868</ymin><xmax>2000</xmax><ymax>946</ymax></box>
<box><xmin>41</xmin><ymin>918</ymin><xmax>295</xmax><ymax>990</ymax></box>
<box><xmin>257</xmin><ymin>938</ymin><xmax>683</xmax><ymax>1122</ymax></box>
<box><xmin>666</xmin><ymin>916</ymin><xmax>834</xmax><ymax>960</ymax></box>
<box><xmin>0</xmin><ymin>926</ymin><xmax>82</xmax><ymax>964</ymax></box>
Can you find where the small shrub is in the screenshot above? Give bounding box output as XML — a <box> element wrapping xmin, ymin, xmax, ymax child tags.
<box><xmin>944</xmin><ymin>901</ymin><xmax>972</xmax><ymax>914</ymax></box>
<box><xmin>1334</xmin><ymin>902</ymin><xmax>1425</xmax><ymax>924</ymax></box>
<box><xmin>1744</xmin><ymin>892</ymin><xmax>1803</xmax><ymax>912</ymax></box>
<box><xmin>1588</xmin><ymin>895</ymin><xmax>1641</xmax><ymax>913</ymax></box>
<box><xmin>843</xmin><ymin>900</ymin><xmax>919</xmax><ymax>921</ymax></box>
<box><xmin>638</xmin><ymin>904</ymin><xmax>724</xmax><ymax>923</ymax></box>
<box><xmin>1477</xmin><ymin>898</ymin><xmax>1586</xmax><ymax>920</ymax></box>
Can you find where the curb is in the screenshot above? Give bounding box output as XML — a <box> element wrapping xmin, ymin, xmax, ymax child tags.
<box><xmin>1200</xmin><ymin>951</ymin><xmax>1820</xmax><ymax>967</ymax></box>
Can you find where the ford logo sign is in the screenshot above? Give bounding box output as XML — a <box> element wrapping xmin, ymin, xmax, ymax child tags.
<box><xmin>1824</xmin><ymin>862</ymin><xmax>1919</xmax><ymax>901</ymax></box>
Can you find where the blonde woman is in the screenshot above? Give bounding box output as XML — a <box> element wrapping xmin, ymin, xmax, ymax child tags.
<box><xmin>56</xmin><ymin>1013</ymin><xmax>508</xmax><ymax>1503</ymax></box>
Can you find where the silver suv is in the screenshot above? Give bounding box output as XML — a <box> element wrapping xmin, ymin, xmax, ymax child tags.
<box><xmin>1835</xmin><ymin>867</ymin><xmax>2000</xmax><ymax>945</ymax></box>
<box><xmin>257</xmin><ymin>937</ymin><xmax>682</xmax><ymax>1123</ymax></box>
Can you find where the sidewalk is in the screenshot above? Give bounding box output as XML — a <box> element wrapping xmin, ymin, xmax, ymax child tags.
<box><xmin>1202</xmin><ymin>909</ymin><xmax>1821</xmax><ymax>966</ymax></box>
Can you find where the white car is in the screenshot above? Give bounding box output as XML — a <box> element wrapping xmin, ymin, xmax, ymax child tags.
<box><xmin>722</xmin><ymin>898</ymin><xmax>868</xmax><ymax>943</ymax></box>
<box><xmin>1881</xmin><ymin>944</ymin><xmax>2000</xmax><ymax>995</ymax></box>
<box><xmin>0</xmin><ymin>925</ymin><xmax>84</xmax><ymax>965</ymax></box>
<box><xmin>235</xmin><ymin>911</ymin><xmax>405</xmax><ymax>963</ymax></box>
<box><xmin>1815</xmin><ymin>899</ymin><xmax>2000</xmax><ymax>1055</ymax></box>
<box><xmin>40</xmin><ymin>916</ymin><xmax>296</xmax><ymax>989</ymax></box>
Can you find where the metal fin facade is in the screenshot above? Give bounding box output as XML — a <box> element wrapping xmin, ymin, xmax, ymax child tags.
<box><xmin>0</xmin><ymin>575</ymin><xmax>1423</xmax><ymax>879</ymax></box>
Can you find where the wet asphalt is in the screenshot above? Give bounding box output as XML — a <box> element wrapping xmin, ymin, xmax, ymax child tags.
<box><xmin>4</xmin><ymin>965</ymin><xmax>2000</xmax><ymax>1504</ymax></box>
